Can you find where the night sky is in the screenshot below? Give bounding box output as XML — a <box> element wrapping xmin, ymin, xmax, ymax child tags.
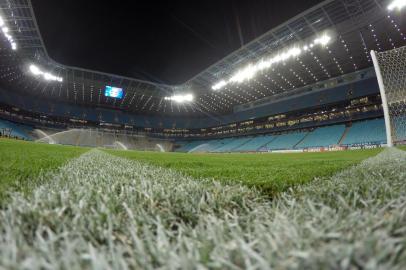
<box><xmin>32</xmin><ymin>0</ymin><xmax>322</xmax><ymax>85</ymax></box>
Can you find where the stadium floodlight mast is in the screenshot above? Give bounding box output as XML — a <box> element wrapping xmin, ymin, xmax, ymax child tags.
<box><xmin>164</xmin><ymin>94</ymin><xmax>194</xmax><ymax>103</ymax></box>
<box><xmin>0</xmin><ymin>15</ymin><xmax>17</xmax><ymax>50</ymax></box>
<box><xmin>29</xmin><ymin>64</ymin><xmax>63</xmax><ymax>82</ymax></box>
<box><xmin>212</xmin><ymin>33</ymin><xmax>332</xmax><ymax>91</ymax></box>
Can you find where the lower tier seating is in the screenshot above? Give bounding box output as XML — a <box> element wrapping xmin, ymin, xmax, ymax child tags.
<box><xmin>0</xmin><ymin>119</ymin><xmax>33</xmax><ymax>140</ymax></box>
<box><xmin>176</xmin><ymin>118</ymin><xmax>388</xmax><ymax>152</ymax></box>
<box><xmin>234</xmin><ymin>135</ymin><xmax>274</xmax><ymax>152</ymax></box>
<box><xmin>394</xmin><ymin>115</ymin><xmax>406</xmax><ymax>142</ymax></box>
<box><xmin>263</xmin><ymin>131</ymin><xmax>308</xmax><ymax>151</ymax></box>
<box><xmin>341</xmin><ymin>118</ymin><xmax>386</xmax><ymax>145</ymax></box>
<box><xmin>1</xmin><ymin>117</ymin><xmax>390</xmax><ymax>151</ymax></box>
<box><xmin>295</xmin><ymin>124</ymin><xmax>346</xmax><ymax>149</ymax></box>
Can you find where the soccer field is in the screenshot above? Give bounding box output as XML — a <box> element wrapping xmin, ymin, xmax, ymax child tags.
<box><xmin>0</xmin><ymin>138</ymin><xmax>405</xmax><ymax>269</ymax></box>
<box><xmin>1</xmin><ymin>138</ymin><xmax>380</xmax><ymax>198</ymax></box>
<box><xmin>106</xmin><ymin>148</ymin><xmax>382</xmax><ymax>196</ymax></box>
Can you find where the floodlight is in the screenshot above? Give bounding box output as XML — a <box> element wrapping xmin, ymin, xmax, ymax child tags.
<box><xmin>29</xmin><ymin>64</ymin><xmax>63</xmax><ymax>82</ymax></box>
<box><xmin>29</xmin><ymin>64</ymin><xmax>41</xmax><ymax>75</ymax></box>
<box><xmin>314</xmin><ymin>34</ymin><xmax>331</xmax><ymax>46</ymax></box>
<box><xmin>0</xmin><ymin>18</ymin><xmax>17</xmax><ymax>51</ymax></box>
<box><xmin>388</xmin><ymin>0</ymin><xmax>406</xmax><ymax>11</ymax></box>
<box><xmin>165</xmin><ymin>94</ymin><xmax>194</xmax><ymax>103</ymax></box>
<box><xmin>290</xmin><ymin>47</ymin><xmax>302</xmax><ymax>56</ymax></box>
<box><xmin>44</xmin><ymin>73</ymin><xmax>54</xmax><ymax>81</ymax></box>
<box><xmin>212</xmin><ymin>80</ymin><xmax>227</xmax><ymax>90</ymax></box>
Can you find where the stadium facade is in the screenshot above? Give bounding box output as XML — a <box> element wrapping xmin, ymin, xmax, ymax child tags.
<box><xmin>0</xmin><ymin>0</ymin><xmax>405</xmax><ymax>152</ymax></box>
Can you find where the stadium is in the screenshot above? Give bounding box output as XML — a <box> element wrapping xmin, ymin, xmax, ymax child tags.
<box><xmin>0</xmin><ymin>0</ymin><xmax>405</xmax><ymax>268</ymax></box>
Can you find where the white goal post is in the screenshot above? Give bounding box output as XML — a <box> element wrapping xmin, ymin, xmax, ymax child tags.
<box><xmin>371</xmin><ymin>46</ymin><xmax>406</xmax><ymax>147</ymax></box>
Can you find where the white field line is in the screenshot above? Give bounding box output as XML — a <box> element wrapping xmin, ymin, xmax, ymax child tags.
<box><xmin>0</xmin><ymin>148</ymin><xmax>405</xmax><ymax>269</ymax></box>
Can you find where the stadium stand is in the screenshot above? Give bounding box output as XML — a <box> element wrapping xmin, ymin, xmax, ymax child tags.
<box><xmin>1</xmin><ymin>112</ymin><xmax>390</xmax><ymax>152</ymax></box>
<box><xmin>33</xmin><ymin>128</ymin><xmax>172</xmax><ymax>151</ymax></box>
<box><xmin>233</xmin><ymin>135</ymin><xmax>274</xmax><ymax>152</ymax></box>
<box><xmin>213</xmin><ymin>137</ymin><xmax>253</xmax><ymax>152</ymax></box>
<box><xmin>394</xmin><ymin>115</ymin><xmax>406</xmax><ymax>142</ymax></box>
<box><xmin>341</xmin><ymin>118</ymin><xmax>386</xmax><ymax>146</ymax></box>
<box><xmin>174</xmin><ymin>118</ymin><xmax>389</xmax><ymax>153</ymax></box>
<box><xmin>189</xmin><ymin>139</ymin><xmax>229</xmax><ymax>153</ymax></box>
<box><xmin>176</xmin><ymin>141</ymin><xmax>205</xmax><ymax>152</ymax></box>
<box><xmin>0</xmin><ymin>79</ymin><xmax>385</xmax><ymax>143</ymax></box>
<box><xmin>295</xmin><ymin>125</ymin><xmax>346</xmax><ymax>149</ymax></box>
<box><xmin>0</xmin><ymin>69</ymin><xmax>381</xmax><ymax>131</ymax></box>
<box><xmin>264</xmin><ymin>131</ymin><xmax>308</xmax><ymax>151</ymax></box>
<box><xmin>0</xmin><ymin>119</ymin><xmax>33</xmax><ymax>140</ymax></box>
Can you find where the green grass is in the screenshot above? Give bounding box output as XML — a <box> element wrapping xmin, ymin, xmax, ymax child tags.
<box><xmin>1</xmin><ymin>147</ymin><xmax>405</xmax><ymax>269</ymax></box>
<box><xmin>0</xmin><ymin>138</ymin><xmax>384</xmax><ymax>199</ymax></box>
<box><xmin>0</xmin><ymin>138</ymin><xmax>88</xmax><ymax>201</ymax></box>
<box><xmin>0</xmin><ymin>139</ymin><xmax>404</xmax><ymax>268</ymax></box>
<box><xmin>106</xmin><ymin>148</ymin><xmax>382</xmax><ymax>196</ymax></box>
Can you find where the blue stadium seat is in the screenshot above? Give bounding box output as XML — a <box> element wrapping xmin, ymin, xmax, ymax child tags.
<box><xmin>394</xmin><ymin>115</ymin><xmax>406</xmax><ymax>142</ymax></box>
<box><xmin>296</xmin><ymin>125</ymin><xmax>345</xmax><ymax>149</ymax></box>
<box><xmin>176</xmin><ymin>140</ymin><xmax>205</xmax><ymax>152</ymax></box>
<box><xmin>264</xmin><ymin>131</ymin><xmax>307</xmax><ymax>150</ymax></box>
<box><xmin>195</xmin><ymin>139</ymin><xmax>229</xmax><ymax>152</ymax></box>
<box><xmin>0</xmin><ymin>119</ymin><xmax>33</xmax><ymax>140</ymax></box>
<box><xmin>233</xmin><ymin>135</ymin><xmax>274</xmax><ymax>152</ymax></box>
<box><xmin>341</xmin><ymin>118</ymin><xmax>386</xmax><ymax>145</ymax></box>
<box><xmin>213</xmin><ymin>137</ymin><xmax>254</xmax><ymax>152</ymax></box>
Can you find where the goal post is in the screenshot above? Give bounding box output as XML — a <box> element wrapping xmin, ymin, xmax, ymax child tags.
<box><xmin>371</xmin><ymin>46</ymin><xmax>406</xmax><ymax>146</ymax></box>
<box><xmin>371</xmin><ymin>50</ymin><xmax>393</xmax><ymax>147</ymax></box>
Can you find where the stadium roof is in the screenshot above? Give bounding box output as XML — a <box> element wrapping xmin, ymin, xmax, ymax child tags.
<box><xmin>0</xmin><ymin>0</ymin><xmax>405</xmax><ymax>117</ymax></box>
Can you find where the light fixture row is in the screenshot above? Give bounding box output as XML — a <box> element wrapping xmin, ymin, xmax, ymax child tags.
<box><xmin>0</xmin><ymin>15</ymin><xmax>17</xmax><ymax>50</ymax></box>
<box><xmin>211</xmin><ymin>34</ymin><xmax>333</xmax><ymax>91</ymax></box>
<box><xmin>29</xmin><ymin>64</ymin><xmax>63</xmax><ymax>82</ymax></box>
<box><xmin>164</xmin><ymin>94</ymin><xmax>194</xmax><ymax>103</ymax></box>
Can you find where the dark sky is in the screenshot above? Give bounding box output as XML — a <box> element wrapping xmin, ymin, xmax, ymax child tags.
<box><xmin>32</xmin><ymin>0</ymin><xmax>322</xmax><ymax>85</ymax></box>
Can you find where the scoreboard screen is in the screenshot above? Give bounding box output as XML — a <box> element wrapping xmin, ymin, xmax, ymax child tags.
<box><xmin>104</xmin><ymin>86</ymin><xmax>123</xmax><ymax>99</ymax></box>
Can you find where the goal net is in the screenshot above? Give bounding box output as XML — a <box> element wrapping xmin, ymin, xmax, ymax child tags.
<box><xmin>371</xmin><ymin>46</ymin><xmax>406</xmax><ymax>146</ymax></box>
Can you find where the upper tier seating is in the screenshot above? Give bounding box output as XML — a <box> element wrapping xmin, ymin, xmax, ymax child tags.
<box><xmin>295</xmin><ymin>124</ymin><xmax>346</xmax><ymax>149</ymax></box>
<box><xmin>0</xmin><ymin>119</ymin><xmax>33</xmax><ymax>140</ymax></box>
<box><xmin>341</xmin><ymin>118</ymin><xmax>386</xmax><ymax>145</ymax></box>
